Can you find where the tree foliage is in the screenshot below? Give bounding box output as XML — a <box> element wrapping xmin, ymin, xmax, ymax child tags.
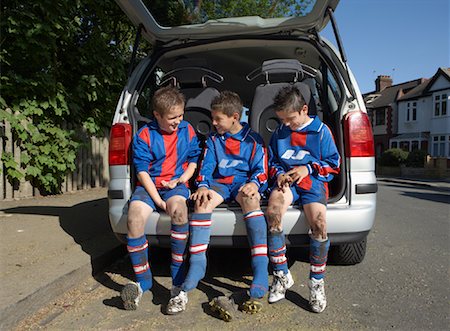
<box><xmin>1</xmin><ymin>1</ymin><xmax>143</xmax><ymax>194</ymax></box>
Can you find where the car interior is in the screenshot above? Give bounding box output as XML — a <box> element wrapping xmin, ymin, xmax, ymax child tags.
<box><xmin>132</xmin><ymin>38</ymin><xmax>346</xmax><ymax>203</ymax></box>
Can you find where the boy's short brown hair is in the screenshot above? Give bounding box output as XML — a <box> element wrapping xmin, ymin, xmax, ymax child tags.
<box><xmin>273</xmin><ymin>86</ymin><xmax>307</xmax><ymax>113</ymax></box>
<box><xmin>211</xmin><ymin>91</ymin><xmax>243</xmax><ymax>118</ymax></box>
<box><xmin>152</xmin><ymin>86</ymin><xmax>185</xmax><ymax>116</ymax></box>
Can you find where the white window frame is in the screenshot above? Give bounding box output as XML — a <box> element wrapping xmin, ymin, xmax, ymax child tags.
<box><xmin>406</xmin><ymin>101</ymin><xmax>417</xmax><ymax>122</ymax></box>
<box><xmin>434</xmin><ymin>93</ymin><xmax>448</xmax><ymax>117</ymax></box>
<box><xmin>432</xmin><ymin>135</ymin><xmax>450</xmax><ymax>158</ymax></box>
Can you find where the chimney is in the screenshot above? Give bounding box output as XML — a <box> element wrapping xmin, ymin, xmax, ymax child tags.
<box><xmin>375</xmin><ymin>75</ymin><xmax>393</xmax><ymax>91</ymax></box>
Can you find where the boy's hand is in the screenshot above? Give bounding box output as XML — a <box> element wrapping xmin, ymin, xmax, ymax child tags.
<box><xmin>161</xmin><ymin>178</ymin><xmax>180</xmax><ymax>189</ymax></box>
<box><xmin>286</xmin><ymin>166</ymin><xmax>309</xmax><ymax>184</ymax></box>
<box><xmin>239</xmin><ymin>182</ymin><xmax>259</xmax><ymax>198</ymax></box>
<box><xmin>191</xmin><ymin>187</ymin><xmax>213</xmax><ymax>208</ymax></box>
<box><xmin>161</xmin><ymin>174</ymin><xmax>190</xmax><ymax>189</ymax></box>
<box><xmin>155</xmin><ymin>199</ymin><xmax>167</xmax><ymax>211</ymax></box>
<box><xmin>276</xmin><ymin>173</ymin><xmax>293</xmax><ymax>192</ymax></box>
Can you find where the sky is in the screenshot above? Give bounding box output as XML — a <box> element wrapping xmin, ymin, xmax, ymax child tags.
<box><xmin>321</xmin><ymin>0</ymin><xmax>450</xmax><ymax>94</ymax></box>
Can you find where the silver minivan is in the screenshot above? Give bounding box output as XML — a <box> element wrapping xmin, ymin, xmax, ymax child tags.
<box><xmin>108</xmin><ymin>0</ymin><xmax>377</xmax><ymax>265</ymax></box>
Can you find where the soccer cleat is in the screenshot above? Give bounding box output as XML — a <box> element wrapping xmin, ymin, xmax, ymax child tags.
<box><xmin>121</xmin><ymin>282</ymin><xmax>143</xmax><ymax>310</ymax></box>
<box><xmin>167</xmin><ymin>290</ymin><xmax>188</xmax><ymax>315</ymax></box>
<box><xmin>209</xmin><ymin>296</ymin><xmax>239</xmax><ymax>322</ymax></box>
<box><xmin>309</xmin><ymin>278</ymin><xmax>327</xmax><ymax>313</ymax></box>
<box><xmin>239</xmin><ymin>298</ymin><xmax>263</xmax><ymax>314</ymax></box>
<box><xmin>268</xmin><ymin>270</ymin><xmax>294</xmax><ymax>303</ymax></box>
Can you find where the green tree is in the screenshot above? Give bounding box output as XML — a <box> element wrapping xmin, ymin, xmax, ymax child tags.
<box><xmin>1</xmin><ymin>1</ymin><xmax>143</xmax><ymax>194</ymax></box>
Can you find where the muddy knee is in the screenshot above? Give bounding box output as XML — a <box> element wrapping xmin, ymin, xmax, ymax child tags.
<box><xmin>169</xmin><ymin>204</ymin><xmax>187</xmax><ymax>225</ymax></box>
<box><xmin>310</xmin><ymin>212</ymin><xmax>327</xmax><ymax>239</ymax></box>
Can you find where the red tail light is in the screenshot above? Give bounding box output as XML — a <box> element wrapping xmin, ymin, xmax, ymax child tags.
<box><xmin>344</xmin><ymin>111</ymin><xmax>375</xmax><ymax>157</ymax></box>
<box><xmin>109</xmin><ymin>123</ymin><xmax>132</xmax><ymax>165</ymax></box>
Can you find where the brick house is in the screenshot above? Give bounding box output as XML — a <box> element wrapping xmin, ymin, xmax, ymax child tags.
<box><xmin>363</xmin><ymin>76</ymin><xmax>424</xmax><ymax>158</ymax></box>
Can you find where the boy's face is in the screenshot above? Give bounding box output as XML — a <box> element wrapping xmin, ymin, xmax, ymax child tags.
<box><xmin>154</xmin><ymin>104</ymin><xmax>184</xmax><ymax>133</ymax></box>
<box><xmin>211</xmin><ymin>109</ymin><xmax>239</xmax><ymax>135</ymax></box>
<box><xmin>275</xmin><ymin>105</ymin><xmax>309</xmax><ymax>131</ymax></box>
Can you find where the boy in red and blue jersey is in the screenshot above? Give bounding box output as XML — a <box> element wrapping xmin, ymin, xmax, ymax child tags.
<box><xmin>121</xmin><ymin>86</ymin><xmax>201</xmax><ymax>310</ymax></box>
<box><xmin>166</xmin><ymin>91</ymin><xmax>269</xmax><ymax>317</ymax></box>
<box><xmin>266</xmin><ymin>86</ymin><xmax>340</xmax><ymax>313</ymax></box>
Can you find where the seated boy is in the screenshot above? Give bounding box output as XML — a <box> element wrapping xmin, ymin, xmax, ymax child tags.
<box><xmin>166</xmin><ymin>91</ymin><xmax>269</xmax><ymax>316</ymax></box>
<box><xmin>266</xmin><ymin>86</ymin><xmax>340</xmax><ymax>313</ymax></box>
<box><xmin>121</xmin><ymin>86</ymin><xmax>201</xmax><ymax>310</ymax></box>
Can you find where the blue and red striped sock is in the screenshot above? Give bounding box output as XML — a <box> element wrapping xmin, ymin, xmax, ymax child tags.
<box><xmin>127</xmin><ymin>235</ymin><xmax>152</xmax><ymax>291</ymax></box>
<box><xmin>182</xmin><ymin>213</ymin><xmax>212</xmax><ymax>292</ymax></box>
<box><xmin>268</xmin><ymin>230</ymin><xmax>288</xmax><ymax>275</ymax></box>
<box><xmin>244</xmin><ymin>210</ymin><xmax>269</xmax><ymax>299</ymax></box>
<box><xmin>309</xmin><ymin>236</ymin><xmax>330</xmax><ymax>280</ymax></box>
<box><xmin>170</xmin><ymin>223</ymin><xmax>189</xmax><ymax>287</ymax></box>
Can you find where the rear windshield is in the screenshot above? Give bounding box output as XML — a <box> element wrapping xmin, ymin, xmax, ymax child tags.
<box><xmin>144</xmin><ymin>0</ymin><xmax>318</xmax><ymax>27</ymax></box>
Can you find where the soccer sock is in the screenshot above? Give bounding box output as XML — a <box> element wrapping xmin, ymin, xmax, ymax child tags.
<box><xmin>170</xmin><ymin>222</ymin><xmax>189</xmax><ymax>288</ymax></box>
<box><xmin>309</xmin><ymin>235</ymin><xmax>330</xmax><ymax>280</ymax></box>
<box><xmin>244</xmin><ymin>210</ymin><xmax>269</xmax><ymax>299</ymax></box>
<box><xmin>181</xmin><ymin>213</ymin><xmax>212</xmax><ymax>292</ymax></box>
<box><xmin>127</xmin><ymin>235</ymin><xmax>152</xmax><ymax>291</ymax></box>
<box><xmin>268</xmin><ymin>230</ymin><xmax>289</xmax><ymax>275</ymax></box>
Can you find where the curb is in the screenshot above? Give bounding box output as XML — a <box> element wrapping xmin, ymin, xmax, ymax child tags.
<box><xmin>0</xmin><ymin>245</ymin><xmax>126</xmax><ymax>330</ymax></box>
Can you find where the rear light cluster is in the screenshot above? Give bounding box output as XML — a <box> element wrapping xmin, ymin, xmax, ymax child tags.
<box><xmin>109</xmin><ymin>123</ymin><xmax>132</xmax><ymax>165</ymax></box>
<box><xmin>344</xmin><ymin>111</ymin><xmax>375</xmax><ymax>157</ymax></box>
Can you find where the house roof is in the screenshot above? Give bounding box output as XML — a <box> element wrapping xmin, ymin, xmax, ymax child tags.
<box><xmin>365</xmin><ymin>79</ymin><xmax>424</xmax><ymax>109</ymax></box>
<box><xmin>398</xmin><ymin>67</ymin><xmax>450</xmax><ymax>101</ymax></box>
<box><xmin>397</xmin><ymin>79</ymin><xmax>430</xmax><ymax>101</ymax></box>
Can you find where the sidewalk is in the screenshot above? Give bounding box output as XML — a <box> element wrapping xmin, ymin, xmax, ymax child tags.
<box><xmin>0</xmin><ymin>188</ymin><xmax>125</xmax><ymax>330</ymax></box>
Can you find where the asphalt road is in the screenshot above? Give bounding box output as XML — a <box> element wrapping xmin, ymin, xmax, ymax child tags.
<box><xmin>14</xmin><ymin>181</ymin><xmax>450</xmax><ymax>330</ymax></box>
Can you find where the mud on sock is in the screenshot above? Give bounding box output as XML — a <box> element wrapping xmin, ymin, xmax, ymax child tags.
<box><xmin>268</xmin><ymin>230</ymin><xmax>288</xmax><ymax>275</ymax></box>
<box><xmin>309</xmin><ymin>235</ymin><xmax>330</xmax><ymax>280</ymax></box>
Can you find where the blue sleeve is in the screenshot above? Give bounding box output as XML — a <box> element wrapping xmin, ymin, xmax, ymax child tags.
<box><xmin>248</xmin><ymin>135</ymin><xmax>268</xmax><ymax>191</ymax></box>
<box><xmin>132</xmin><ymin>131</ymin><xmax>153</xmax><ymax>174</ymax></box>
<box><xmin>196</xmin><ymin>136</ymin><xmax>217</xmax><ymax>188</ymax></box>
<box><xmin>187</xmin><ymin>126</ymin><xmax>201</xmax><ymax>165</ymax></box>
<box><xmin>309</xmin><ymin>125</ymin><xmax>341</xmax><ymax>182</ymax></box>
<box><xmin>268</xmin><ymin>129</ymin><xmax>286</xmax><ymax>178</ymax></box>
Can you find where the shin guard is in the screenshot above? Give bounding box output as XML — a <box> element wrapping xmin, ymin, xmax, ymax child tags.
<box><xmin>182</xmin><ymin>213</ymin><xmax>212</xmax><ymax>292</ymax></box>
<box><xmin>244</xmin><ymin>210</ymin><xmax>269</xmax><ymax>299</ymax></box>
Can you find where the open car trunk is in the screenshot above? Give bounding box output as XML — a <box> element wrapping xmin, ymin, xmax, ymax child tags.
<box><xmin>131</xmin><ymin>37</ymin><xmax>347</xmax><ymax>204</ymax></box>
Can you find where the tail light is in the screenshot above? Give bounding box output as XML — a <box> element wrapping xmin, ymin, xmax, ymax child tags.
<box><xmin>344</xmin><ymin>111</ymin><xmax>375</xmax><ymax>157</ymax></box>
<box><xmin>109</xmin><ymin>123</ymin><xmax>132</xmax><ymax>165</ymax></box>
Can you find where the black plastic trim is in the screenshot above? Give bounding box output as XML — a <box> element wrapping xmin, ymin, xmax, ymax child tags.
<box><xmin>108</xmin><ymin>190</ymin><xmax>124</xmax><ymax>199</ymax></box>
<box><xmin>355</xmin><ymin>184</ymin><xmax>378</xmax><ymax>194</ymax></box>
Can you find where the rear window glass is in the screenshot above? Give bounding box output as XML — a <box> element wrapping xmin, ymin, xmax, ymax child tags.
<box><xmin>144</xmin><ymin>0</ymin><xmax>317</xmax><ymax>27</ymax></box>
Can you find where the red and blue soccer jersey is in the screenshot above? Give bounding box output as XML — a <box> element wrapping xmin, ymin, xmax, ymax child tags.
<box><xmin>132</xmin><ymin>120</ymin><xmax>201</xmax><ymax>188</ymax></box>
<box><xmin>196</xmin><ymin>123</ymin><xmax>268</xmax><ymax>190</ymax></box>
<box><xmin>269</xmin><ymin>116</ymin><xmax>341</xmax><ymax>182</ymax></box>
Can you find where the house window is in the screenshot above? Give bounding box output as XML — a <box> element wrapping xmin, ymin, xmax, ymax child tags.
<box><xmin>411</xmin><ymin>141</ymin><xmax>419</xmax><ymax>151</ymax></box>
<box><xmin>406</xmin><ymin>102</ymin><xmax>417</xmax><ymax>122</ymax></box>
<box><xmin>434</xmin><ymin>94</ymin><xmax>448</xmax><ymax>117</ymax></box>
<box><xmin>391</xmin><ymin>141</ymin><xmax>398</xmax><ymax>149</ymax></box>
<box><xmin>400</xmin><ymin>141</ymin><xmax>410</xmax><ymax>151</ymax></box>
<box><xmin>375</xmin><ymin>109</ymin><xmax>385</xmax><ymax>125</ymax></box>
<box><xmin>432</xmin><ymin>135</ymin><xmax>448</xmax><ymax>157</ymax></box>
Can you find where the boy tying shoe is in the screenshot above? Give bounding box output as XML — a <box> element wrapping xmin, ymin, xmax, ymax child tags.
<box><xmin>166</xmin><ymin>91</ymin><xmax>269</xmax><ymax>318</ymax></box>
<box><xmin>121</xmin><ymin>86</ymin><xmax>201</xmax><ymax>310</ymax></box>
<box><xmin>266</xmin><ymin>85</ymin><xmax>340</xmax><ymax>313</ymax></box>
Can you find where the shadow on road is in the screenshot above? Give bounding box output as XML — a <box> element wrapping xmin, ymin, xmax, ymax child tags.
<box><xmin>2</xmin><ymin>198</ymin><xmax>123</xmax><ymax>276</ymax></box>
